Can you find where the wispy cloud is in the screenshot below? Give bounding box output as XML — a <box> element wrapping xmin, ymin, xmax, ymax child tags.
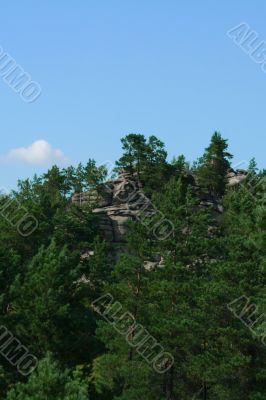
<box><xmin>6</xmin><ymin>140</ymin><xmax>68</xmax><ymax>166</ymax></box>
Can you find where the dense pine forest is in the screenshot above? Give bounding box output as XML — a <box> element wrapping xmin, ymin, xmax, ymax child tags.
<box><xmin>0</xmin><ymin>132</ymin><xmax>265</xmax><ymax>400</ymax></box>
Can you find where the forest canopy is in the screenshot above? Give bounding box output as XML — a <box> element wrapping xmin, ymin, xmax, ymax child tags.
<box><xmin>0</xmin><ymin>132</ymin><xmax>265</xmax><ymax>400</ymax></box>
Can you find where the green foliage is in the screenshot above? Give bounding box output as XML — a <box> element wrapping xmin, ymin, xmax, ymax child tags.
<box><xmin>9</xmin><ymin>240</ymin><xmax>99</xmax><ymax>367</ymax></box>
<box><xmin>196</xmin><ymin>131</ymin><xmax>233</xmax><ymax>196</ymax></box>
<box><xmin>0</xmin><ymin>133</ymin><xmax>265</xmax><ymax>399</ymax></box>
<box><xmin>6</xmin><ymin>353</ymin><xmax>88</xmax><ymax>400</ymax></box>
<box><xmin>115</xmin><ymin>133</ymin><xmax>173</xmax><ymax>194</ymax></box>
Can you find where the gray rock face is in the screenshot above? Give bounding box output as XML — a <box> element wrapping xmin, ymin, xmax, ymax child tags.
<box><xmin>72</xmin><ymin>188</ymin><xmax>112</xmax><ymax>208</ymax></box>
<box><xmin>144</xmin><ymin>256</ymin><xmax>165</xmax><ymax>271</ymax></box>
<box><xmin>72</xmin><ymin>172</ymin><xmax>152</xmax><ymax>246</ymax></box>
<box><xmin>192</xmin><ymin>169</ymin><xmax>248</xmax><ymax>217</ymax></box>
<box><xmin>71</xmin><ymin>168</ymin><xmax>248</xmax><ymax>248</ymax></box>
<box><xmin>227</xmin><ymin>169</ymin><xmax>248</xmax><ymax>187</ymax></box>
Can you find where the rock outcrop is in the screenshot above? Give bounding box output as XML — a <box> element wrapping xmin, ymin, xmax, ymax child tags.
<box><xmin>72</xmin><ymin>171</ymin><xmax>152</xmax><ymax>247</ymax></box>
<box><xmin>71</xmin><ymin>168</ymin><xmax>248</xmax><ymax>251</ymax></box>
<box><xmin>227</xmin><ymin>169</ymin><xmax>248</xmax><ymax>187</ymax></box>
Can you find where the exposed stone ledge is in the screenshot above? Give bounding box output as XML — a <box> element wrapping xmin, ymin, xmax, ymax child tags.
<box><xmin>71</xmin><ymin>168</ymin><xmax>248</xmax><ymax>247</ymax></box>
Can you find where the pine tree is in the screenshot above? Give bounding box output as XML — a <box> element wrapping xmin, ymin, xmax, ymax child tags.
<box><xmin>6</xmin><ymin>353</ymin><xmax>88</xmax><ymax>400</ymax></box>
<box><xmin>9</xmin><ymin>241</ymin><xmax>98</xmax><ymax>367</ymax></box>
<box><xmin>115</xmin><ymin>134</ymin><xmax>147</xmax><ymax>178</ymax></box>
<box><xmin>197</xmin><ymin>132</ymin><xmax>233</xmax><ymax>197</ymax></box>
<box><xmin>90</xmin><ymin>223</ymin><xmax>158</xmax><ymax>400</ymax></box>
<box><xmin>115</xmin><ymin>133</ymin><xmax>170</xmax><ymax>194</ymax></box>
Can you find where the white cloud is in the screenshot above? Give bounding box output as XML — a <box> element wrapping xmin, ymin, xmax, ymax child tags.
<box><xmin>7</xmin><ymin>140</ymin><xmax>68</xmax><ymax>166</ymax></box>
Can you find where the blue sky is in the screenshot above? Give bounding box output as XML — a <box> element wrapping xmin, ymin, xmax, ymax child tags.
<box><xmin>0</xmin><ymin>1</ymin><xmax>265</xmax><ymax>189</ymax></box>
